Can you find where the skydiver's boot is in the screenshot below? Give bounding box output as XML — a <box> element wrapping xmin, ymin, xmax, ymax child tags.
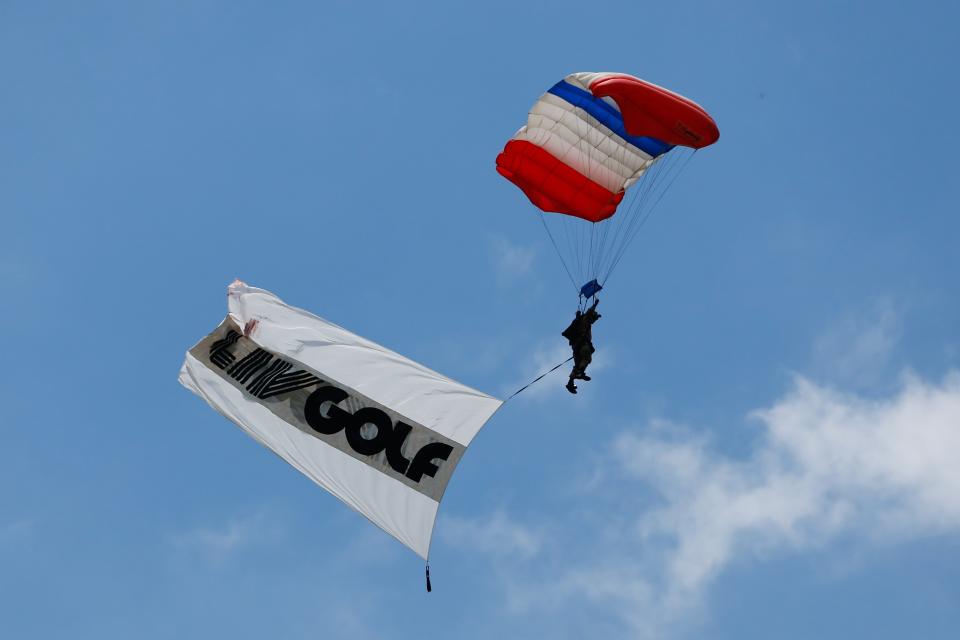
<box><xmin>578</xmin><ymin>374</ymin><xmax>591</xmax><ymax>381</ymax></box>
<box><xmin>566</xmin><ymin>379</ymin><xmax>578</xmax><ymax>394</ymax></box>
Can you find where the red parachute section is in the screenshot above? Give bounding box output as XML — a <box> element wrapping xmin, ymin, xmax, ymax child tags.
<box><xmin>589</xmin><ymin>75</ymin><xmax>719</xmax><ymax>148</ymax></box>
<box><xmin>496</xmin><ymin>140</ymin><xmax>624</xmax><ymax>223</ymax></box>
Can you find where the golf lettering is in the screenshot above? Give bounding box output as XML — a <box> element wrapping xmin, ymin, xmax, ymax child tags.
<box><xmin>304</xmin><ymin>386</ymin><xmax>452</xmax><ymax>482</ymax></box>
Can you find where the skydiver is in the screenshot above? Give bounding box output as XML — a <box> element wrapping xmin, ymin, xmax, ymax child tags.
<box><xmin>562</xmin><ymin>297</ymin><xmax>600</xmax><ymax>394</ymax></box>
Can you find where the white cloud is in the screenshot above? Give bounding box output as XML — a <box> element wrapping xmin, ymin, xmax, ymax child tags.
<box><xmin>812</xmin><ymin>298</ymin><xmax>901</xmax><ymax>387</ymax></box>
<box><xmin>440</xmin><ymin>510</ymin><xmax>543</xmax><ymax>559</ymax></box>
<box><xmin>426</xmin><ymin>335</ymin><xmax>513</xmax><ymax>377</ymax></box>
<box><xmin>489</xmin><ymin>236</ymin><xmax>536</xmax><ymax>282</ymax></box>
<box><xmin>464</xmin><ymin>369</ymin><xmax>960</xmax><ymax>638</ymax></box>
<box><xmin>623</xmin><ymin>371</ymin><xmax>960</xmax><ymax>598</ymax></box>
<box><xmin>171</xmin><ymin>510</ymin><xmax>281</xmax><ymax>562</ymax></box>
<box><xmin>501</xmin><ymin>341</ymin><xmax>571</xmax><ymax>400</ymax></box>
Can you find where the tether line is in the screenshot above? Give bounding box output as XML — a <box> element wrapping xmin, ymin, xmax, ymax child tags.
<box><xmin>506</xmin><ymin>356</ymin><xmax>574</xmax><ymax>401</ymax></box>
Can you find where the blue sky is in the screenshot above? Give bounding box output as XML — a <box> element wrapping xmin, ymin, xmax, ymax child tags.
<box><xmin>2</xmin><ymin>1</ymin><xmax>959</xmax><ymax>638</ymax></box>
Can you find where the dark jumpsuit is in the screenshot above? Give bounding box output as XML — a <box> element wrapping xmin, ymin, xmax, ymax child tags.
<box><xmin>562</xmin><ymin>300</ymin><xmax>600</xmax><ymax>387</ymax></box>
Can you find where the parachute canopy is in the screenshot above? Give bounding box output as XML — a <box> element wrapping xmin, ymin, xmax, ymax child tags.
<box><xmin>496</xmin><ymin>72</ymin><xmax>719</xmax><ymax>223</ymax></box>
<box><xmin>179</xmin><ymin>281</ymin><xmax>503</xmax><ymax>559</ymax></box>
<box><xmin>496</xmin><ymin>72</ymin><xmax>719</xmax><ymax>293</ymax></box>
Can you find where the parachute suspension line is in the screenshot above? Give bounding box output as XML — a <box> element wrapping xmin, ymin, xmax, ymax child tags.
<box><xmin>594</xmin><ymin>155</ymin><xmax>655</xmax><ymax>283</ymax></box>
<box><xmin>561</xmin><ymin>215</ymin><xmax>578</xmax><ymax>284</ymax></box>
<box><xmin>597</xmin><ymin>176</ymin><xmax>640</xmax><ymax>278</ymax></box>
<box><xmin>601</xmin><ymin>155</ymin><xmax>677</xmax><ymax>284</ymax></box>
<box><xmin>538</xmin><ymin>211</ymin><xmax>579</xmax><ymax>293</ymax></box>
<box><xmin>597</xmin><ymin>152</ymin><xmax>667</xmax><ymax>283</ymax></box>
<box><xmin>526</xmin><ymin>103</ymin><xmax>579</xmax><ymax>294</ymax></box>
<box><xmin>603</xmin><ymin>148</ymin><xmax>697</xmax><ymax>284</ymax></box>
<box><xmin>592</xmin><ymin>223</ymin><xmax>602</xmax><ymax>284</ymax></box>
<box><xmin>572</xmin><ymin>218</ymin><xmax>581</xmax><ymax>282</ymax></box>
<box><xmin>594</xmin><ymin>200</ymin><xmax>621</xmax><ymax>278</ymax></box>
<box><xmin>599</xmin><ymin>150</ymin><xmax>673</xmax><ymax>280</ymax></box>
<box><xmin>613</xmin><ymin>148</ymin><xmax>696</xmax><ymax>279</ymax></box>
<box><xmin>589</xmin><ymin>223</ymin><xmax>597</xmax><ymax>283</ymax></box>
<box><xmin>599</xmin><ymin>156</ymin><xmax>669</xmax><ymax>281</ymax></box>
<box><xmin>570</xmin><ymin>215</ymin><xmax>584</xmax><ymax>286</ymax></box>
<box><xmin>554</xmin><ymin>206</ymin><xmax>573</xmax><ymax>282</ymax></box>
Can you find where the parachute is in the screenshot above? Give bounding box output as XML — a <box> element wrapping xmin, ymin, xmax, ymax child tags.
<box><xmin>496</xmin><ymin>72</ymin><xmax>719</xmax><ymax>300</ymax></box>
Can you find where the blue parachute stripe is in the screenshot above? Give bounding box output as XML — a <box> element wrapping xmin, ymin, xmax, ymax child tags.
<box><xmin>547</xmin><ymin>80</ymin><xmax>673</xmax><ymax>158</ymax></box>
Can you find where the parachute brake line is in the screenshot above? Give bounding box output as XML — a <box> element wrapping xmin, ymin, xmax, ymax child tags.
<box><xmin>506</xmin><ymin>356</ymin><xmax>575</xmax><ymax>401</ymax></box>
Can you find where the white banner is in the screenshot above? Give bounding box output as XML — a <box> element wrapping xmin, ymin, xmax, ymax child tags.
<box><xmin>179</xmin><ymin>281</ymin><xmax>503</xmax><ymax>559</ymax></box>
